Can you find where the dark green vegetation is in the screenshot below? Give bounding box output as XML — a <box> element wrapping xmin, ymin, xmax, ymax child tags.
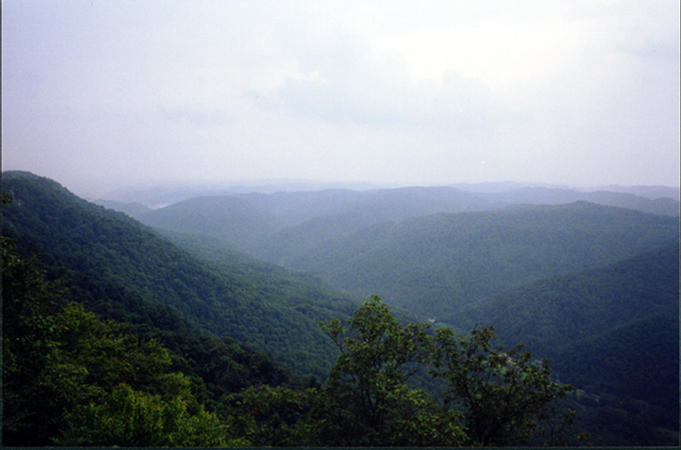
<box><xmin>462</xmin><ymin>243</ymin><xmax>679</xmax><ymax>368</ymax></box>
<box><xmin>2</xmin><ymin>248</ymin><xmax>574</xmax><ymax>446</ymax></box>
<box><xmin>461</xmin><ymin>244</ymin><xmax>680</xmax><ymax>442</ymax></box>
<box><xmin>274</xmin><ymin>203</ymin><xmax>677</xmax><ymax>320</ymax></box>
<box><xmin>3</xmin><ymin>170</ymin><xmax>679</xmax><ymax>446</ymax></box>
<box><xmin>275</xmin><ymin>206</ymin><xmax>678</xmax><ymax>445</ymax></box>
<box><xmin>1</xmin><ymin>171</ymin><xmax>357</xmax><ymax>379</ymax></box>
<box><xmin>2</xmin><ymin>243</ymin><xmax>227</xmax><ymax>445</ymax></box>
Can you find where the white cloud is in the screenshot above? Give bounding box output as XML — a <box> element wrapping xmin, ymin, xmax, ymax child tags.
<box><xmin>2</xmin><ymin>0</ymin><xmax>679</xmax><ymax>194</ymax></box>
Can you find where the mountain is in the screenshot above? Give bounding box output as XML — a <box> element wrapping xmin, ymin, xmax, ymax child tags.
<box><xmin>99</xmin><ymin>179</ymin><xmax>386</xmax><ymax>207</ymax></box>
<box><xmin>477</xmin><ymin>187</ymin><xmax>679</xmax><ymax>217</ymax></box>
<box><xmin>138</xmin><ymin>195</ymin><xmax>280</xmax><ymax>251</ymax></box>
<box><xmin>125</xmin><ymin>187</ymin><xmax>500</xmax><ymax>257</ymax></box>
<box><xmin>461</xmin><ymin>243</ymin><xmax>679</xmax><ymax>352</ymax></box>
<box><xmin>275</xmin><ymin>202</ymin><xmax>678</xmax><ymax>320</ymax></box>
<box><xmin>242</xmin><ymin>187</ymin><xmax>500</xmax><ymax>263</ymax></box>
<box><xmin>460</xmin><ymin>243</ymin><xmax>679</xmax><ymax>427</ymax></box>
<box><xmin>237</xmin><ymin>186</ymin><xmax>497</xmax><ymax>226</ymax></box>
<box><xmin>94</xmin><ymin>198</ymin><xmax>152</xmax><ymax>217</ymax></box>
<box><xmin>118</xmin><ymin>185</ymin><xmax>677</xmax><ymax>268</ymax></box>
<box><xmin>1</xmin><ymin>171</ymin><xmax>358</xmax><ymax>379</ymax></box>
<box><xmin>447</xmin><ymin>237</ymin><xmax>678</xmax><ymax>445</ymax></box>
<box><xmin>448</xmin><ymin>182</ymin><xmax>680</xmax><ymax>203</ymax></box>
<box><xmin>595</xmin><ymin>184</ymin><xmax>680</xmax><ymax>201</ymax></box>
<box><xmin>555</xmin><ymin>312</ymin><xmax>678</xmax><ymax>445</ymax></box>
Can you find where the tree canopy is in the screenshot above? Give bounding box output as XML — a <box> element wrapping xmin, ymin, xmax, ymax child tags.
<box><xmin>314</xmin><ymin>295</ymin><xmax>575</xmax><ymax>446</ymax></box>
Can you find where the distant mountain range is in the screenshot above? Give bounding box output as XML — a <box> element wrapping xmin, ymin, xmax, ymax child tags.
<box><xmin>97</xmin><ymin>180</ymin><xmax>680</xmax><ymax>209</ymax></box>
<box><xmin>273</xmin><ymin>202</ymin><xmax>678</xmax><ymax>319</ymax></box>
<box><xmin>98</xmin><ymin>184</ymin><xmax>677</xmax><ymax>265</ymax></box>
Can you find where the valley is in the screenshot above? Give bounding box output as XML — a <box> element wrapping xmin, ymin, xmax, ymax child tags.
<box><xmin>2</xmin><ymin>170</ymin><xmax>679</xmax><ymax>446</ymax></box>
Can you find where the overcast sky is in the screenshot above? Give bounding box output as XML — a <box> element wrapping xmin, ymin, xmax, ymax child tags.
<box><xmin>3</xmin><ymin>0</ymin><xmax>679</xmax><ymax>197</ymax></box>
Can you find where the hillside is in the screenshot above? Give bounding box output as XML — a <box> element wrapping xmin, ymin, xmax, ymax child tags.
<box><xmin>459</xmin><ymin>242</ymin><xmax>678</xmax><ymax>433</ymax></box>
<box><xmin>276</xmin><ymin>202</ymin><xmax>678</xmax><ymax>319</ymax></box>
<box><xmin>1</xmin><ymin>171</ymin><xmax>357</xmax><ymax>379</ymax></box>
<box><xmin>93</xmin><ymin>198</ymin><xmax>152</xmax><ymax>217</ymax></box>
<box><xmin>460</xmin><ymin>242</ymin><xmax>679</xmax><ymax>351</ymax></box>
<box><xmin>138</xmin><ymin>195</ymin><xmax>280</xmax><ymax>251</ymax></box>
<box><xmin>111</xmin><ymin>185</ymin><xmax>678</xmax><ymax>261</ymax></box>
<box><xmin>105</xmin><ymin>182</ymin><xmax>679</xmax><ymax>219</ymax></box>
<box><xmin>477</xmin><ymin>187</ymin><xmax>679</xmax><ymax>217</ymax></box>
<box><xmin>126</xmin><ymin>186</ymin><xmax>499</xmax><ymax>255</ymax></box>
<box><xmin>556</xmin><ymin>313</ymin><xmax>679</xmax><ymax>445</ymax></box>
<box><xmin>237</xmin><ymin>186</ymin><xmax>498</xmax><ymax>226</ymax></box>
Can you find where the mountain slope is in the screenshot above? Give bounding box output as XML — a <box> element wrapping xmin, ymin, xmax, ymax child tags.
<box><xmin>479</xmin><ymin>187</ymin><xmax>679</xmax><ymax>217</ymax></box>
<box><xmin>121</xmin><ymin>185</ymin><xmax>677</xmax><ymax>262</ymax></box>
<box><xmin>460</xmin><ymin>242</ymin><xmax>679</xmax><ymax>351</ymax></box>
<box><xmin>556</xmin><ymin>313</ymin><xmax>679</xmax><ymax>445</ymax></box>
<box><xmin>94</xmin><ymin>198</ymin><xmax>152</xmax><ymax>217</ymax></box>
<box><xmin>279</xmin><ymin>202</ymin><xmax>678</xmax><ymax>319</ymax></box>
<box><xmin>1</xmin><ymin>171</ymin><xmax>357</xmax><ymax>379</ymax></box>
<box><xmin>456</xmin><ymin>242</ymin><xmax>680</xmax><ymax>444</ymax></box>
<box><xmin>138</xmin><ymin>195</ymin><xmax>280</xmax><ymax>251</ymax></box>
<box><xmin>460</xmin><ymin>242</ymin><xmax>679</xmax><ymax>404</ymax></box>
<box><xmin>554</xmin><ymin>313</ymin><xmax>678</xmax><ymax>414</ymax></box>
<box><xmin>129</xmin><ymin>186</ymin><xmax>498</xmax><ymax>256</ymax></box>
<box><xmin>238</xmin><ymin>186</ymin><xmax>498</xmax><ymax>226</ymax></box>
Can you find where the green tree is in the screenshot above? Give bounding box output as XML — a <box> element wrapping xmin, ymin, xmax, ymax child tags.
<box><xmin>48</xmin><ymin>305</ymin><xmax>227</xmax><ymax>447</ymax></box>
<box><xmin>2</xmin><ymin>237</ymin><xmax>66</xmax><ymax>444</ymax></box>
<box><xmin>431</xmin><ymin>325</ymin><xmax>575</xmax><ymax>446</ymax></box>
<box><xmin>220</xmin><ymin>385</ymin><xmax>319</xmax><ymax>446</ymax></box>
<box><xmin>318</xmin><ymin>295</ymin><xmax>466</xmax><ymax>446</ymax></box>
<box><xmin>2</xmin><ymin>237</ymin><xmax>226</xmax><ymax>446</ymax></box>
<box><xmin>63</xmin><ymin>383</ymin><xmax>225</xmax><ymax>447</ymax></box>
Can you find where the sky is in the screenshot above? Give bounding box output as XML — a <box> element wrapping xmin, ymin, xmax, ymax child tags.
<box><xmin>3</xmin><ymin>0</ymin><xmax>679</xmax><ymax>198</ymax></box>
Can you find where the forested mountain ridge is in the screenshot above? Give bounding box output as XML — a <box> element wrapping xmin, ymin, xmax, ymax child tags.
<box><xmin>111</xmin><ymin>184</ymin><xmax>678</xmax><ymax>262</ymax></box>
<box><xmin>1</xmin><ymin>171</ymin><xmax>358</xmax><ymax>379</ymax></box>
<box><xmin>236</xmin><ymin>186</ymin><xmax>498</xmax><ymax>226</ymax></box>
<box><xmin>94</xmin><ymin>198</ymin><xmax>152</xmax><ymax>217</ymax></box>
<box><xmin>276</xmin><ymin>202</ymin><xmax>678</xmax><ymax>319</ymax></box>
<box><xmin>138</xmin><ymin>195</ymin><xmax>280</xmax><ymax>252</ymax></box>
<box><xmin>477</xmin><ymin>186</ymin><xmax>680</xmax><ymax>216</ymax></box>
<box><xmin>129</xmin><ymin>186</ymin><xmax>501</xmax><ymax>258</ymax></box>
<box><xmin>104</xmin><ymin>182</ymin><xmax>680</xmax><ymax>219</ymax></box>
<box><xmin>251</xmin><ymin>197</ymin><xmax>678</xmax><ymax>265</ymax></box>
<box><xmin>3</xmin><ymin>249</ymin><xmax>576</xmax><ymax>446</ymax></box>
<box><xmin>460</xmin><ymin>241</ymin><xmax>679</xmax><ymax>349</ymax></box>
<box><xmin>458</xmin><ymin>242</ymin><xmax>679</xmax><ymax>441</ymax></box>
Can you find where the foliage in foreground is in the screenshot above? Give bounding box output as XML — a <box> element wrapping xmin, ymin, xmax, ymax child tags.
<box><xmin>2</xmin><ymin>233</ymin><xmax>575</xmax><ymax>446</ymax></box>
<box><xmin>2</xmin><ymin>238</ymin><xmax>226</xmax><ymax>446</ymax></box>
<box><xmin>314</xmin><ymin>296</ymin><xmax>575</xmax><ymax>446</ymax></box>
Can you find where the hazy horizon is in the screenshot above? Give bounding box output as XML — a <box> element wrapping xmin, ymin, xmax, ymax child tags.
<box><xmin>4</xmin><ymin>169</ymin><xmax>680</xmax><ymax>204</ymax></box>
<box><xmin>3</xmin><ymin>1</ymin><xmax>679</xmax><ymax>197</ymax></box>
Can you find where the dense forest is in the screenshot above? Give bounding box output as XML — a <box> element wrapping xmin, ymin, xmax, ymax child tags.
<box><xmin>2</xmin><ymin>171</ymin><xmax>679</xmax><ymax>446</ymax></box>
<box><xmin>2</xmin><ymin>247</ymin><xmax>573</xmax><ymax>446</ymax></box>
<box><xmin>1</xmin><ymin>172</ymin><xmax>358</xmax><ymax>379</ymax></box>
